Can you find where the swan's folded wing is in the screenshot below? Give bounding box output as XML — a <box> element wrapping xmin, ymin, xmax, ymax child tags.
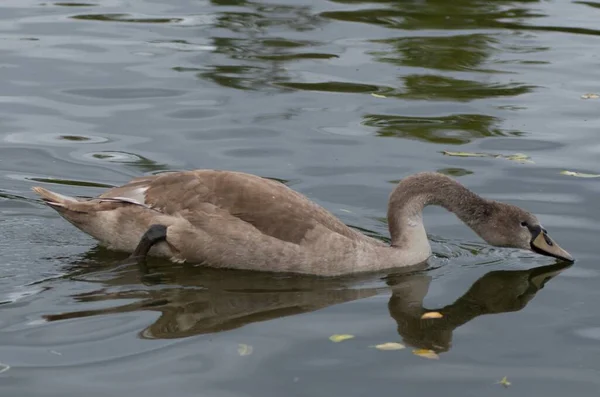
<box><xmin>99</xmin><ymin>170</ymin><xmax>369</xmax><ymax>245</ymax></box>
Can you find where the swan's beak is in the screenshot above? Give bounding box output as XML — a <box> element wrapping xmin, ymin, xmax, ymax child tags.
<box><xmin>530</xmin><ymin>227</ymin><xmax>574</xmax><ymax>262</ymax></box>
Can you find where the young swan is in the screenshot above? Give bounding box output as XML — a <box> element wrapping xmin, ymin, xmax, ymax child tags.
<box><xmin>32</xmin><ymin>171</ymin><xmax>573</xmax><ymax>276</ymax></box>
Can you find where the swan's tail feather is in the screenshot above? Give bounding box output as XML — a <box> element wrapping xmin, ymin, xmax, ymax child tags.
<box><xmin>32</xmin><ymin>186</ymin><xmax>90</xmax><ymax>213</ymax></box>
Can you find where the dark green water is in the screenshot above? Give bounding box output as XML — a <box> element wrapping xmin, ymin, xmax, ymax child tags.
<box><xmin>1</xmin><ymin>0</ymin><xmax>600</xmax><ymax>395</ymax></box>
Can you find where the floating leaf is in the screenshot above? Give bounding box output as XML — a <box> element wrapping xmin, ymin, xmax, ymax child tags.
<box><xmin>421</xmin><ymin>311</ymin><xmax>443</xmax><ymax>319</ymax></box>
<box><xmin>442</xmin><ymin>151</ymin><xmax>533</xmax><ymax>164</ymax></box>
<box><xmin>0</xmin><ymin>362</ymin><xmax>9</xmax><ymax>374</ymax></box>
<box><xmin>560</xmin><ymin>170</ymin><xmax>600</xmax><ymax>178</ymax></box>
<box><xmin>497</xmin><ymin>376</ymin><xmax>511</xmax><ymax>388</ymax></box>
<box><xmin>370</xmin><ymin>93</ymin><xmax>387</xmax><ymax>98</ymax></box>
<box><xmin>371</xmin><ymin>342</ymin><xmax>406</xmax><ymax>351</ymax></box>
<box><xmin>581</xmin><ymin>93</ymin><xmax>600</xmax><ymax>99</ymax></box>
<box><xmin>412</xmin><ymin>349</ymin><xmax>439</xmax><ymax>360</ymax></box>
<box><xmin>237</xmin><ymin>343</ymin><xmax>253</xmax><ymax>356</ymax></box>
<box><xmin>329</xmin><ymin>334</ymin><xmax>354</xmax><ymax>343</ymax></box>
<box><xmin>442</xmin><ymin>151</ymin><xmax>488</xmax><ymax>158</ymax></box>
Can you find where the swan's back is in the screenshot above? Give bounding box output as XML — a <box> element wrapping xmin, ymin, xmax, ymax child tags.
<box><xmin>100</xmin><ymin>170</ymin><xmax>377</xmax><ymax>246</ymax></box>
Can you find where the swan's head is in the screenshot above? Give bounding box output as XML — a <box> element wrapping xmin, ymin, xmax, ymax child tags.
<box><xmin>474</xmin><ymin>203</ymin><xmax>574</xmax><ymax>262</ymax></box>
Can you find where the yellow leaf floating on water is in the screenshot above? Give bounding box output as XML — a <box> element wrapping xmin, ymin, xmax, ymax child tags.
<box><xmin>497</xmin><ymin>376</ymin><xmax>511</xmax><ymax>388</ymax></box>
<box><xmin>442</xmin><ymin>151</ymin><xmax>533</xmax><ymax>164</ymax></box>
<box><xmin>581</xmin><ymin>93</ymin><xmax>600</xmax><ymax>99</ymax></box>
<box><xmin>372</xmin><ymin>342</ymin><xmax>406</xmax><ymax>351</ymax></box>
<box><xmin>421</xmin><ymin>311</ymin><xmax>443</xmax><ymax>319</ymax></box>
<box><xmin>442</xmin><ymin>151</ymin><xmax>488</xmax><ymax>158</ymax></box>
<box><xmin>329</xmin><ymin>334</ymin><xmax>355</xmax><ymax>343</ymax></box>
<box><xmin>237</xmin><ymin>344</ymin><xmax>253</xmax><ymax>356</ymax></box>
<box><xmin>560</xmin><ymin>170</ymin><xmax>600</xmax><ymax>178</ymax></box>
<box><xmin>370</xmin><ymin>93</ymin><xmax>387</xmax><ymax>98</ymax></box>
<box><xmin>412</xmin><ymin>349</ymin><xmax>439</xmax><ymax>360</ymax></box>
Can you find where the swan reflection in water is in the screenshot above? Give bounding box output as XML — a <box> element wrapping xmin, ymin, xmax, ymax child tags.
<box><xmin>44</xmin><ymin>254</ymin><xmax>571</xmax><ymax>353</ymax></box>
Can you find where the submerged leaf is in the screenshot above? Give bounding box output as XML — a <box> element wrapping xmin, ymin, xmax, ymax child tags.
<box><xmin>237</xmin><ymin>343</ymin><xmax>253</xmax><ymax>356</ymax></box>
<box><xmin>329</xmin><ymin>334</ymin><xmax>355</xmax><ymax>343</ymax></box>
<box><xmin>412</xmin><ymin>349</ymin><xmax>439</xmax><ymax>360</ymax></box>
<box><xmin>560</xmin><ymin>170</ymin><xmax>600</xmax><ymax>178</ymax></box>
<box><xmin>371</xmin><ymin>342</ymin><xmax>406</xmax><ymax>351</ymax></box>
<box><xmin>581</xmin><ymin>93</ymin><xmax>600</xmax><ymax>99</ymax></box>
<box><xmin>421</xmin><ymin>311</ymin><xmax>443</xmax><ymax>319</ymax></box>
<box><xmin>497</xmin><ymin>376</ymin><xmax>511</xmax><ymax>387</ymax></box>
<box><xmin>504</xmin><ymin>153</ymin><xmax>534</xmax><ymax>164</ymax></box>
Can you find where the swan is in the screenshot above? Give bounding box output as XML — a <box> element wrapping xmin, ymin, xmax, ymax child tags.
<box><xmin>32</xmin><ymin>170</ymin><xmax>573</xmax><ymax>276</ymax></box>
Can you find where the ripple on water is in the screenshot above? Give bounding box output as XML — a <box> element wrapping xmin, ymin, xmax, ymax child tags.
<box><xmin>222</xmin><ymin>147</ymin><xmax>294</xmax><ymax>158</ymax></box>
<box><xmin>63</xmin><ymin>87</ymin><xmax>186</xmax><ymax>100</ymax></box>
<box><xmin>185</xmin><ymin>127</ymin><xmax>281</xmax><ymax>141</ymax></box>
<box><xmin>574</xmin><ymin>327</ymin><xmax>600</xmax><ymax>341</ymax></box>
<box><xmin>4</xmin><ymin>132</ymin><xmax>109</xmax><ymax>145</ymax></box>
<box><xmin>275</xmin><ymin>74</ymin><xmax>534</xmax><ymax>101</ymax></box>
<box><xmin>308</xmin><ymin>138</ymin><xmax>362</xmax><ymax>146</ymax></box>
<box><xmin>80</xmin><ymin>151</ymin><xmax>169</xmax><ymax>172</ymax></box>
<box><xmin>69</xmin><ymin>12</ymin><xmax>215</xmax><ymax>27</ymax></box>
<box><xmin>166</xmin><ymin>108</ymin><xmax>221</xmax><ymax>120</ymax></box>
<box><xmin>0</xmin><ymin>286</ymin><xmax>47</xmax><ymax>306</ymax></box>
<box><xmin>70</xmin><ymin>13</ymin><xmax>183</xmax><ymax>24</ymax></box>
<box><xmin>53</xmin><ymin>3</ymin><xmax>98</xmax><ymax>6</ymax></box>
<box><xmin>401</xmin><ymin>75</ymin><xmax>536</xmax><ymax>101</ymax></box>
<box><xmin>277</xmin><ymin>81</ymin><xmax>381</xmax><ymax>94</ymax></box>
<box><xmin>147</xmin><ymin>40</ymin><xmax>215</xmax><ymax>52</ymax></box>
<box><xmin>362</xmin><ymin>113</ymin><xmax>515</xmax><ymax>145</ymax></box>
<box><xmin>298</xmin><ymin>165</ymin><xmax>403</xmax><ymax>177</ymax></box>
<box><xmin>436</xmin><ymin>167</ymin><xmax>474</xmax><ymax>177</ymax></box>
<box><xmin>254</xmin><ymin>52</ymin><xmax>339</xmax><ymax>61</ymax></box>
<box><xmin>319</xmin><ymin>120</ymin><xmax>369</xmax><ymax>137</ymax></box>
<box><xmin>369</xmin><ymin>34</ymin><xmax>501</xmax><ymax>73</ymax></box>
<box><xmin>0</xmin><ymin>311</ymin><xmax>169</xmax><ymax>368</ymax></box>
<box><xmin>82</xmin><ymin>151</ymin><xmax>145</xmax><ymax>163</ymax></box>
<box><xmin>478</xmin><ymin>137</ymin><xmax>565</xmax><ymax>151</ymax></box>
<box><xmin>197</xmin><ymin>65</ymin><xmax>283</xmax><ymax>91</ymax></box>
<box><xmin>302</xmin><ymin>184</ymin><xmax>390</xmax><ymax>209</ymax></box>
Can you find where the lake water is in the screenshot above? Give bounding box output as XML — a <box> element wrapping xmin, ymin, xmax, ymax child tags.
<box><xmin>1</xmin><ymin>0</ymin><xmax>600</xmax><ymax>395</ymax></box>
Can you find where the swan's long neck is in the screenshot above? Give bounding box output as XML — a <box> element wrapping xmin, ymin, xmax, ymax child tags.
<box><xmin>387</xmin><ymin>173</ymin><xmax>491</xmax><ymax>249</ymax></box>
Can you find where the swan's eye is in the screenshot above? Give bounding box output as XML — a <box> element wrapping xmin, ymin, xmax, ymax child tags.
<box><xmin>520</xmin><ymin>221</ymin><xmax>528</xmax><ymax>227</ymax></box>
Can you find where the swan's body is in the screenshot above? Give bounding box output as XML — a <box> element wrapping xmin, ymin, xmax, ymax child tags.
<box><xmin>32</xmin><ymin>171</ymin><xmax>573</xmax><ymax>276</ymax></box>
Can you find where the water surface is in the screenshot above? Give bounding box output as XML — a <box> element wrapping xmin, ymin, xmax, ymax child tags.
<box><xmin>1</xmin><ymin>0</ymin><xmax>600</xmax><ymax>396</ymax></box>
